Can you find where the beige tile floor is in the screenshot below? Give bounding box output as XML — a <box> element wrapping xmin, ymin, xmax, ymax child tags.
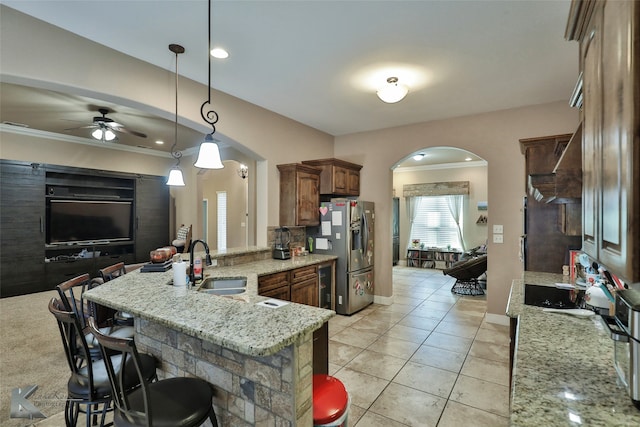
<box><xmin>330</xmin><ymin>266</ymin><xmax>510</xmax><ymax>427</ymax></box>
<box><xmin>36</xmin><ymin>266</ymin><xmax>509</xmax><ymax>427</ymax></box>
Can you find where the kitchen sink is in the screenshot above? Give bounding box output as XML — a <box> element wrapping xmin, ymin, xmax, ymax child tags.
<box><xmin>197</xmin><ymin>277</ymin><xmax>247</xmax><ymax>296</ymax></box>
<box><xmin>524</xmin><ymin>284</ymin><xmax>584</xmax><ymax>309</ymax></box>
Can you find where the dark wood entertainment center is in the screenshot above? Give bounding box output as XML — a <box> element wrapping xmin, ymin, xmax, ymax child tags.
<box><xmin>0</xmin><ymin>159</ymin><xmax>169</xmax><ymax>297</ymax></box>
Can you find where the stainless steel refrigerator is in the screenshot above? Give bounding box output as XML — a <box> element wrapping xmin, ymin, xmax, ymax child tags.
<box><xmin>309</xmin><ymin>199</ymin><xmax>374</xmax><ymax>315</ymax></box>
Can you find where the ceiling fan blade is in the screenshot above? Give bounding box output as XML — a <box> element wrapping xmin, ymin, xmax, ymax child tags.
<box><xmin>64</xmin><ymin>124</ymin><xmax>97</xmax><ymax>131</ymax></box>
<box><xmin>114</xmin><ymin>126</ymin><xmax>147</xmax><ymax>138</ymax></box>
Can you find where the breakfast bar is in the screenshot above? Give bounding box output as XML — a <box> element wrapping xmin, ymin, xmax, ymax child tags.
<box><xmin>84</xmin><ymin>249</ymin><xmax>336</xmax><ymax>426</ymax></box>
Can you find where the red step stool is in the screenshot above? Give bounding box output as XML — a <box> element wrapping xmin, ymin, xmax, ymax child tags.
<box><xmin>313</xmin><ymin>374</ymin><xmax>350</xmax><ymax>427</ymax></box>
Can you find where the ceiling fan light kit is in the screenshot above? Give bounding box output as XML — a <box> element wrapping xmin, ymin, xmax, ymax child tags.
<box><xmin>166</xmin><ymin>43</ymin><xmax>186</xmax><ymax>187</ymax></box>
<box><xmin>194</xmin><ymin>0</ymin><xmax>224</xmax><ymax>170</ymax></box>
<box><xmin>91</xmin><ymin>126</ymin><xmax>116</xmax><ymax>141</ymax></box>
<box><xmin>377</xmin><ymin>76</ymin><xmax>409</xmax><ymax>103</ymax></box>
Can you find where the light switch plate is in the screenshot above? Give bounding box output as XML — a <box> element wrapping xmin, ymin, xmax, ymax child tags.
<box><xmin>493</xmin><ymin>224</ymin><xmax>504</xmax><ymax>234</ymax></box>
<box><xmin>493</xmin><ymin>234</ymin><xmax>504</xmax><ymax>243</ymax></box>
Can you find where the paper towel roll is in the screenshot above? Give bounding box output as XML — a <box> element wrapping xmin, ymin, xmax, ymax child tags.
<box><xmin>173</xmin><ymin>261</ymin><xmax>187</xmax><ymax>287</ymax></box>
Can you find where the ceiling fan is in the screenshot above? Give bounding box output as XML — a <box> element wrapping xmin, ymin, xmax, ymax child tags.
<box><xmin>64</xmin><ymin>108</ymin><xmax>147</xmax><ymax>142</ymax></box>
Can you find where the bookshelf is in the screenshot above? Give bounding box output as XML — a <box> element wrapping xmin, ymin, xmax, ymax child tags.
<box><xmin>406</xmin><ymin>248</ymin><xmax>462</xmax><ymax>270</ymax></box>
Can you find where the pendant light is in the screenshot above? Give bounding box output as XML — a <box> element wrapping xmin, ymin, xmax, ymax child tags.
<box><xmin>377</xmin><ymin>76</ymin><xmax>409</xmax><ymax>103</ymax></box>
<box><xmin>194</xmin><ymin>0</ymin><xmax>224</xmax><ymax>169</ymax></box>
<box><xmin>166</xmin><ymin>43</ymin><xmax>186</xmax><ymax>186</ymax></box>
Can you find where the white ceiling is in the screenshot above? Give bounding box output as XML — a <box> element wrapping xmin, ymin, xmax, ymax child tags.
<box><xmin>1</xmin><ymin>1</ymin><xmax>577</xmax><ymax>166</ymax></box>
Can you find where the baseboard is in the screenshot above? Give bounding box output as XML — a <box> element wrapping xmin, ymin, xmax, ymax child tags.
<box><xmin>374</xmin><ymin>294</ymin><xmax>394</xmax><ymax>306</ymax></box>
<box><xmin>485</xmin><ymin>313</ymin><xmax>510</xmax><ymax>326</ymax></box>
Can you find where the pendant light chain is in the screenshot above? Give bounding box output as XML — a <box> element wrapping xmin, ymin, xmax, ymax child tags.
<box><xmin>167</xmin><ymin>43</ymin><xmax>186</xmax><ymax>186</ymax></box>
<box><xmin>200</xmin><ymin>0</ymin><xmax>219</xmax><ymax>136</ymax></box>
<box><xmin>170</xmin><ymin>44</ymin><xmax>184</xmax><ymax>163</ymax></box>
<box><xmin>193</xmin><ymin>0</ymin><xmax>224</xmax><ymax>170</ymax></box>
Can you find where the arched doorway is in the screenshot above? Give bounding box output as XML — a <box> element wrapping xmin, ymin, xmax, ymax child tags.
<box><xmin>199</xmin><ymin>159</ymin><xmax>252</xmax><ymax>250</ymax></box>
<box><xmin>392</xmin><ymin>147</ymin><xmax>488</xmax><ymax>267</ymax></box>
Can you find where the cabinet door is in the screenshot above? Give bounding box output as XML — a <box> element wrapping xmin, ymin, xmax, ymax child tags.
<box><xmin>291</xmin><ymin>277</ymin><xmax>318</xmax><ymax>307</ymax></box>
<box><xmin>597</xmin><ymin>0</ymin><xmax>639</xmax><ymax>282</ymax></box>
<box><xmin>333</xmin><ymin>166</ymin><xmax>348</xmax><ymax>194</ymax></box>
<box><xmin>581</xmin><ymin>6</ymin><xmax>602</xmax><ymax>261</ymax></box>
<box><xmin>0</xmin><ymin>161</ymin><xmax>46</xmax><ymax>296</ymax></box>
<box><xmin>296</xmin><ymin>171</ymin><xmax>320</xmax><ymax>226</ymax></box>
<box><xmin>346</xmin><ymin>169</ymin><xmax>360</xmax><ymax>195</ymax></box>
<box><xmin>135</xmin><ymin>176</ymin><xmax>170</xmax><ymax>261</ymax></box>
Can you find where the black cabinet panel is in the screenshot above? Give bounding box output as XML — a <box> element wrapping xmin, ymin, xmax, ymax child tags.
<box><xmin>135</xmin><ymin>176</ymin><xmax>169</xmax><ymax>260</ymax></box>
<box><xmin>0</xmin><ymin>161</ymin><xmax>46</xmax><ymax>297</ymax></box>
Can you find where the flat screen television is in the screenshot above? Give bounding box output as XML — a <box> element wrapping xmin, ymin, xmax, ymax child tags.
<box><xmin>47</xmin><ymin>200</ymin><xmax>133</xmax><ymax>245</ymax></box>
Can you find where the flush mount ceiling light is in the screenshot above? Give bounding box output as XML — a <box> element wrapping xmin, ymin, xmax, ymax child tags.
<box><xmin>194</xmin><ymin>0</ymin><xmax>224</xmax><ymax>170</ymax></box>
<box><xmin>413</xmin><ymin>153</ymin><xmax>425</xmax><ymax>161</ymax></box>
<box><xmin>210</xmin><ymin>47</ymin><xmax>229</xmax><ymax>59</ymax></box>
<box><xmin>166</xmin><ymin>43</ymin><xmax>186</xmax><ymax>187</ymax></box>
<box><xmin>377</xmin><ymin>77</ymin><xmax>409</xmax><ymax>103</ymax></box>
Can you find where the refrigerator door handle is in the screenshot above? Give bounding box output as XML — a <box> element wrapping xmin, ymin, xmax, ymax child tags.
<box><xmin>362</xmin><ymin>208</ymin><xmax>369</xmax><ymax>255</ymax></box>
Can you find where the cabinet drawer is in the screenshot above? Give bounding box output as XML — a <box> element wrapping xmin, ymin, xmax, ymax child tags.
<box><xmin>291</xmin><ymin>265</ymin><xmax>317</xmax><ymax>283</ymax></box>
<box><xmin>258</xmin><ymin>271</ymin><xmax>290</xmax><ymax>293</ymax></box>
<box><xmin>260</xmin><ymin>285</ymin><xmax>291</xmax><ymax>301</ymax></box>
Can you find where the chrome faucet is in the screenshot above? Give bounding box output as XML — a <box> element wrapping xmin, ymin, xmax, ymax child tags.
<box><xmin>189</xmin><ymin>239</ymin><xmax>212</xmax><ymax>285</ymax></box>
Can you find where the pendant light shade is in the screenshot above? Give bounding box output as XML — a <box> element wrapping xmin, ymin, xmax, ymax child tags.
<box><xmin>166</xmin><ymin>168</ymin><xmax>186</xmax><ymax>186</ymax></box>
<box><xmin>377</xmin><ymin>77</ymin><xmax>409</xmax><ymax>103</ymax></box>
<box><xmin>194</xmin><ymin>134</ymin><xmax>224</xmax><ymax>169</ymax></box>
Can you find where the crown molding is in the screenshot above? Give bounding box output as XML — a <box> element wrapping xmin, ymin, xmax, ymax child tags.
<box><xmin>394</xmin><ymin>160</ymin><xmax>487</xmax><ymax>173</ymax></box>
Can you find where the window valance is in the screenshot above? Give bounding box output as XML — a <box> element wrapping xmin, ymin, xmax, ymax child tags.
<box><xmin>403</xmin><ymin>181</ymin><xmax>469</xmax><ymax>197</ymax></box>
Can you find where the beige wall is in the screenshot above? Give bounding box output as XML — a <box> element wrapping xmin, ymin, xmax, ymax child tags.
<box><xmin>393</xmin><ymin>163</ymin><xmax>489</xmax><ymax>255</ymax></box>
<box><xmin>335</xmin><ymin>102</ymin><xmax>578</xmax><ymax>319</ymax></box>
<box><xmin>201</xmin><ymin>160</ymin><xmax>249</xmax><ymax>249</ymax></box>
<box><xmin>0</xmin><ymin>6</ymin><xmax>335</xmax><ymax>242</ymax></box>
<box><xmin>1</xmin><ymin>7</ymin><xmax>580</xmax><ymax>319</ymax></box>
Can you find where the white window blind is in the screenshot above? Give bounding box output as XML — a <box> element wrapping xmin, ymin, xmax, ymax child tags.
<box><xmin>217</xmin><ymin>191</ymin><xmax>227</xmax><ymax>250</ymax></box>
<box><xmin>409</xmin><ymin>195</ymin><xmax>463</xmax><ymax>250</ymax></box>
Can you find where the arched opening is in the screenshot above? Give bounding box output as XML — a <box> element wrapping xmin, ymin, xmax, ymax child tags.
<box><xmin>392</xmin><ymin>147</ymin><xmax>488</xmax><ymax>270</ymax></box>
<box><xmin>197</xmin><ymin>159</ymin><xmax>255</xmax><ymax>250</ymax></box>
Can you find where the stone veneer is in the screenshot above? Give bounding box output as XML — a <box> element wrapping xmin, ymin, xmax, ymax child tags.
<box><xmin>135</xmin><ymin>317</ymin><xmax>314</xmax><ymax>426</ymax></box>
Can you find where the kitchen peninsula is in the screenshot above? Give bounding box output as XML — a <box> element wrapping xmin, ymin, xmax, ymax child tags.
<box><xmin>84</xmin><ymin>247</ymin><xmax>336</xmax><ymax>426</ymax></box>
<box><xmin>507</xmin><ymin>273</ymin><xmax>640</xmax><ymax>426</ymax></box>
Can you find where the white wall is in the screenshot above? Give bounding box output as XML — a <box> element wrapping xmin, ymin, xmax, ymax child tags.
<box><xmin>393</xmin><ymin>163</ymin><xmax>488</xmax><ymax>256</ymax></box>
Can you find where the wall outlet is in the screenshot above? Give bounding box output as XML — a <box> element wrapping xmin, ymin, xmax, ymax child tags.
<box><xmin>493</xmin><ymin>234</ymin><xmax>504</xmax><ymax>244</ymax></box>
<box><xmin>493</xmin><ymin>224</ymin><xmax>504</xmax><ymax>234</ymax></box>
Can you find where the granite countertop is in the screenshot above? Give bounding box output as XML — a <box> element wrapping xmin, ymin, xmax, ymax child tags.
<box><xmin>508</xmin><ymin>272</ymin><xmax>640</xmax><ymax>426</ymax></box>
<box><xmin>84</xmin><ymin>253</ymin><xmax>337</xmax><ymax>357</ymax></box>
